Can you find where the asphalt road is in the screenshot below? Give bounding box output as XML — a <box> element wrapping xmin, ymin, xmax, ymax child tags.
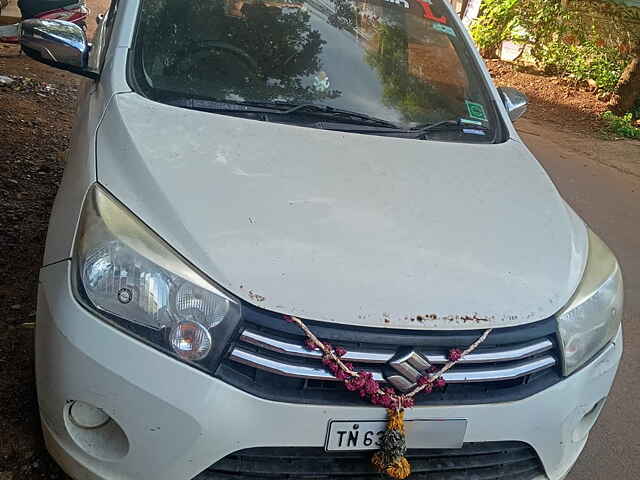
<box><xmin>518</xmin><ymin>118</ymin><xmax>640</xmax><ymax>479</ymax></box>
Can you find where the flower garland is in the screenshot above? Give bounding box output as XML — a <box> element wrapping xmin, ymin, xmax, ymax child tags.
<box><xmin>285</xmin><ymin>315</ymin><xmax>493</xmax><ymax>479</ymax></box>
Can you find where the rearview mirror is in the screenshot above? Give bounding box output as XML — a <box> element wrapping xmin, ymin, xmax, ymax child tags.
<box><xmin>498</xmin><ymin>87</ymin><xmax>528</xmax><ymax>122</ymax></box>
<box><xmin>20</xmin><ymin>19</ymin><xmax>97</xmax><ymax>79</ymax></box>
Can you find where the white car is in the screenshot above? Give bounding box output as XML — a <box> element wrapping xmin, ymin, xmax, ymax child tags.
<box><xmin>22</xmin><ymin>0</ymin><xmax>622</xmax><ymax>479</ymax></box>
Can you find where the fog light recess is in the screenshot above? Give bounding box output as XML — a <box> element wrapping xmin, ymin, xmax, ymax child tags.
<box><xmin>64</xmin><ymin>401</ymin><xmax>129</xmax><ymax>460</ymax></box>
<box><xmin>69</xmin><ymin>401</ymin><xmax>110</xmax><ymax>429</ymax></box>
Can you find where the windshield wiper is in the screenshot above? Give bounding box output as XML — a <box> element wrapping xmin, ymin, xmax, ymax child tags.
<box><xmin>270</xmin><ymin>103</ymin><xmax>400</xmax><ymax>129</ymax></box>
<box><xmin>162</xmin><ymin>96</ymin><xmax>400</xmax><ymax>130</ymax></box>
<box><xmin>410</xmin><ymin>119</ymin><xmax>490</xmax><ymax>139</ymax></box>
<box><xmin>163</xmin><ymin>97</ymin><xmax>285</xmax><ymax>114</ymax></box>
<box><xmin>162</xmin><ymin>96</ymin><xmax>487</xmax><ymax>139</ymax></box>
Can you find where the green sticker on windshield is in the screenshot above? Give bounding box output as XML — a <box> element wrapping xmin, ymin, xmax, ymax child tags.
<box><xmin>465</xmin><ymin>101</ymin><xmax>487</xmax><ymax>121</ymax></box>
<box><xmin>432</xmin><ymin>23</ymin><xmax>456</xmax><ymax>37</ymax></box>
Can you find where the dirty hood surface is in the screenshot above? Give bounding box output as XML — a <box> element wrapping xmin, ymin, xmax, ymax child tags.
<box><xmin>97</xmin><ymin>93</ymin><xmax>587</xmax><ymax>330</ymax></box>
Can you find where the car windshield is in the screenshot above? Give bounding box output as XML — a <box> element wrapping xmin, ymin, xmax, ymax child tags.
<box><xmin>132</xmin><ymin>0</ymin><xmax>499</xmax><ymax>140</ymax></box>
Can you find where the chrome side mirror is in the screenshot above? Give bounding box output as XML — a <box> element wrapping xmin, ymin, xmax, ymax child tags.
<box><xmin>20</xmin><ymin>19</ymin><xmax>97</xmax><ymax>79</ymax></box>
<box><xmin>498</xmin><ymin>87</ymin><xmax>528</xmax><ymax>122</ymax></box>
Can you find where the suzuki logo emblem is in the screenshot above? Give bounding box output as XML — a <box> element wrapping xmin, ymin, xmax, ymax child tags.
<box><xmin>386</xmin><ymin>349</ymin><xmax>432</xmax><ymax>393</ymax></box>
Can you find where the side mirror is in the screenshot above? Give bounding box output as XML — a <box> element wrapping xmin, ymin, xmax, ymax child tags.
<box><xmin>20</xmin><ymin>19</ymin><xmax>98</xmax><ymax>79</ymax></box>
<box><xmin>498</xmin><ymin>87</ymin><xmax>528</xmax><ymax>122</ymax></box>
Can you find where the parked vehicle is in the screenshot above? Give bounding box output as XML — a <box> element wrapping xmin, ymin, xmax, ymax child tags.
<box><xmin>0</xmin><ymin>0</ymin><xmax>87</xmax><ymax>43</ymax></box>
<box><xmin>22</xmin><ymin>0</ymin><xmax>623</xmax><ymax>479</ymax></box>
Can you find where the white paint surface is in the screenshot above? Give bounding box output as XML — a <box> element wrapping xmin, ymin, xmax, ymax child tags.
<box><xmin>97</xmin><ymin>93</ymin><xmax>588</xmax><ymax>329</ymax></box>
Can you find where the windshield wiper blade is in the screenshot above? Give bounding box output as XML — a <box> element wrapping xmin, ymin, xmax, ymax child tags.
<box><xmin>270</xmin><ymin>103</ymin><xmax>400</xmax><ymax>129</ymax></box>
<box><xmin>410</xmin><ymin>119</ymin><xmax>489</xmax><ymax>139</ymax></box>
<box><xmin>163</xmin><ymin>97</ymin><xmax>284</xmax><ymax>114</ymax></box>
<box><xmin>161</xmin><ymin>97</ymin><xmax>400</xmax><ymax>129</ymax></box>
<box><xmin>309</xmin><ymin>122</ymin><xmax>417</xmax><ymax>136</ymax></box>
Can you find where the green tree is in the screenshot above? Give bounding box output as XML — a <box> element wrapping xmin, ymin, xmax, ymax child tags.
<box><xmin>469</xmin><ymin>0</ymin><xmax>519</xmax><ymax>58</ymax></box>
<box><xmin>471</xmin><ymin>0</ymin><xmax>639</xmax><ymax>109</ymax></box>
<box><xmin>607</xmin><ymin>3</ymin><xmax>640</xmax><ymax>114</ymax></box>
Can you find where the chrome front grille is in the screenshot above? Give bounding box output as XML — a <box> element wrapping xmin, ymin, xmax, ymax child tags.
<box><xmin>217</xmin><ymin>307</ymin><xmax>562</xmax><ymax>405</ymax></box>
<box><xmin>231</xmin><ymin>329</ymin><xmax>556</xmax><ymax>384</ymax></box>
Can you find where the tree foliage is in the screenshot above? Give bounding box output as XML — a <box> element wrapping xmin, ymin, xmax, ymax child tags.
<box><xmin>470</xmin><ymin>0</ymin><xmax>637</xmax><ymax>92</ymax></box>
<box><xmin>469</xmin><ymin>0</ymin><xmax>519</xmax><ymax>57</ymax></box>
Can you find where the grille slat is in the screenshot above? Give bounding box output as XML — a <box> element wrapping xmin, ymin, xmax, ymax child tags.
<box><xmin>217</xmin><ymin>310</ymin><xmax>561</xmax><ymax>405</ymax></box>
<box><xmin>229</xmin><ymin>346</ymin><xmax>557</xmax><ymax>384</ymax></box>
<box><xmin>239</xmin><ymin>329</ymin><xmax>395</xmax><ymax>363</ymax></box>
<box><xmin>197</xmin><ymin>443</ymin><xmax>545</xmax><ymax>479</ymax></box>
<box><xmin>240</xmin><ymin>329</ymin><xmax>554</xmax><ymax>365</ymax></box>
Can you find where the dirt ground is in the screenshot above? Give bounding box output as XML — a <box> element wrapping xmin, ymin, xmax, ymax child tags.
<box><xmin>0</xmin><ymin>4</ymin><xmax>638</xmax><ymax>479</ymax></box>
<box><xmin>487</xmin><ymin>59</ymin><xmax>615</xmax><ymax>137</ymax></box>
<box><xmin>0</xmin><ymin>44</ymin><xmax>77</xmax><ymax>480</ymax></box>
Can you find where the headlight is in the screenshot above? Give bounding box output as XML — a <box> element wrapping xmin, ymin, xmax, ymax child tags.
<box><xmin>73</xmin><ymin>185</ymin><xmax>241</xmax><ymax>364</ymax></box>
<box><xmin>557</xmin><ymin>228</ymin><xmax>623</xmax><ymax>375</ymax></box>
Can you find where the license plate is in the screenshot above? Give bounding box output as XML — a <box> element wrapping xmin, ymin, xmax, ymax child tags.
<box><xmin>325</xmin><ymin>419</ymin><xmax>467</xmax><ymax>451</ymax></box>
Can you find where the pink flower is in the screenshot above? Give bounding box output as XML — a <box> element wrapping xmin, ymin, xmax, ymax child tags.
<box><xmin>363</xmin><ymin>377</ymin><xmax>380</xmax><ymax>395</ymax></box>
<box><xmin>416</xmin><ymin>375</ymin><xmax>433</xmax><ymax>393</ymax></box>
<box><xmin>323</xmin><ymin>359</ymin><xmax>339</xmax><ymax>374</ymax></box>
<box><xmin>417</xmin><ymin>376</ymin><xmax>433</xmax><ymax>394</ymax></box>
<box><xmin>334</xmin><ymin>346</ymin><xmax>347</xmax><ymax>357</ymax></box>
<box><xmin>336</xmin><ymin>369</ymin><xmax>349</xmax><ymax>381</ymax></box>
<box><xmin>345</xmin><ymin>376</ymin><xmax>366</xmax><ymax>391</ymax></box>
<box><xmin>448</xmin><ymin>348</ymin><xmax>463</xmax><ymax>362</ymax></box>
<box><xmin>434</xmin><ymin>377</ymin><xmax>447</xmax><ymax>389</ymax></box>
<box><xmin>342</xmin><ymin>362</ymin><xmax>354</xmax><ymax>372</ymax></box>
<box><xmin>401</xmin><ymin>397</ymin><xmax>415</xmax><ymax>408</ymax></box>
<box><xmin>381</xmin><ymin>395</ymin><xmax>398</xmax><ymax>409</ymax></box>
<box><xmin>304</xmin><ymin>339</ymin><xmax>319</xmax><ymax>351</ymax></box>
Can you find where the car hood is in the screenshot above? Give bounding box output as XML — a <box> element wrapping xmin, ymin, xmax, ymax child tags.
<box><xmin>96</xmin><ymin>93</ymin><xmax>587</xmax><ymax>330</ymax></box>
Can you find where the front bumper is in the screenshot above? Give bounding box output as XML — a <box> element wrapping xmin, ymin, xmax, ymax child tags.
<box><xmin>36</xmin><ymin>261</ymin><xmax>622</xmax><ymax>480</ymax></box>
